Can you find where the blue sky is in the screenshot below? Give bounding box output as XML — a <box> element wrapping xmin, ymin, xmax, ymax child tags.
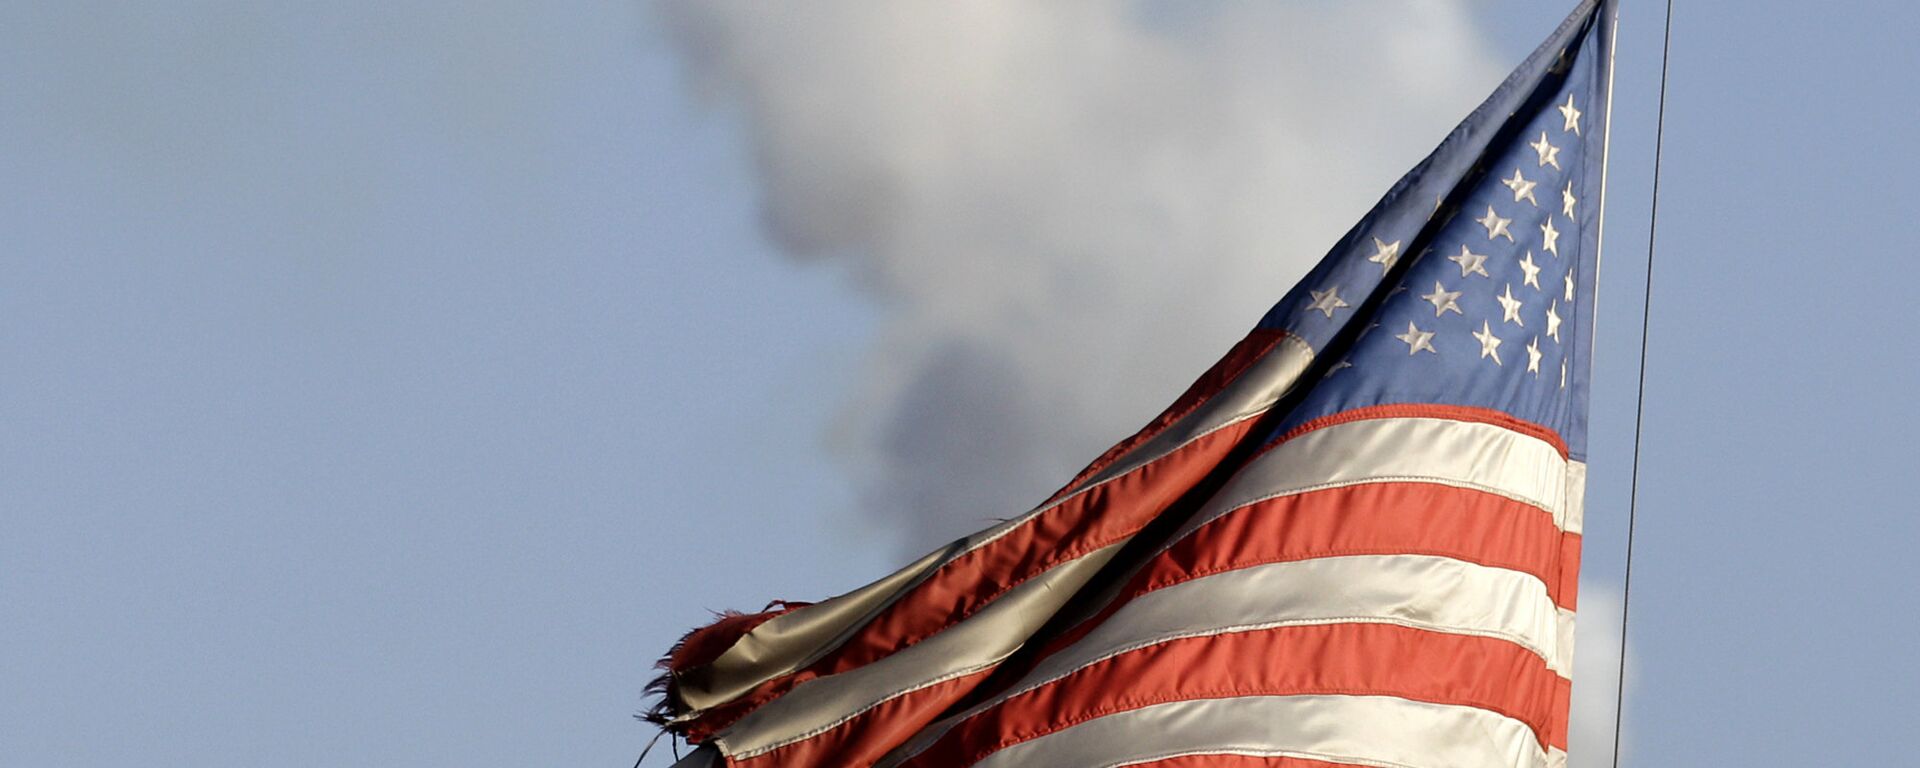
<box><xmin>3</xmin><ymin>2</ymin><xmax>1913</xmax><ymax>766</ymax></box>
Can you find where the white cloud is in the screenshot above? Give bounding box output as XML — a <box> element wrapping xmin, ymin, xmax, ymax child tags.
<box><xmin>1570</xmin><ymin>585</ymin><xmax>1632</xmax><ymax>768</ymax></box>
<box><xmin>656</xmin><ymin>0</ymin><xmax>1507</xmax><ymax>554</ymax></box>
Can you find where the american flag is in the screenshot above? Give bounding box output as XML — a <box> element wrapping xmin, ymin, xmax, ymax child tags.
<box><xmin>649</xmin><ymin>2</ymin><xmax>1615</xmax><ymax>766</ymax></box>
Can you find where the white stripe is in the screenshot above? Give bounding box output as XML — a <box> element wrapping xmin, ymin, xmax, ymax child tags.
<box><xmin>1038</xmin><ymin>552</ymin><xmax>1570</xmax><ymax>686</ymax></box>
<box><xmin>879</xmin><ymin>554</ymin><xmax>1568</xmax><ymax>768</ymax></box>
<box><xmin>716</xmin><ymin>542</ymin><xmax>1126</xmax><ymax>759</ymax></box>
<box><xmin>677</xmin><ymin>544</ymin><xmax>952</xmax><ymax>712</ymax></box>
<box><xmin>1559</xmin><ymin>606</ymin><xmax>1578</xmax><ymax>674</ymax></box>
<box><xmin>1565</xmin><ymin>459</ymin><xmax>1587</xmax><ymax>535</ymax></box>
<box><xmin>1184</xmin><ymin>416</ymin><xmax>1578</xmax><ymax>543</ymax></box>
<box><xmin>677</xmin><ymin>337</ymin><xmax>1313</xmax><ymax>713</ymax></box>
<box><xmin>970</xmin><ymin>694</ymin><xmax>1546</xmax><ymax>768</ymax></box>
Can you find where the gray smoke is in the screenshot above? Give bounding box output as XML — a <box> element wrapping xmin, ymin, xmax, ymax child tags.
<box><xmin>656</xmin><ymin>1</ymin><xmax>1508</xmax><ymax>553</ymax></box>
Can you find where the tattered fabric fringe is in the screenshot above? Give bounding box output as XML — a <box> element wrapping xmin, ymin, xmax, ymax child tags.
<box><xmin>641</xmin><ymin>601</ymin><xmax>812</xmax><ymax>733</ymax></box>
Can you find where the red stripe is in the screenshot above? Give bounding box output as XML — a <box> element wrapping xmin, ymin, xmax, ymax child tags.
<box><xmin>1272</xmin><ymin>403</ymin><xmax>1570</xmax><ymax>459</ymax></box>
<box><xmin>1141</xmin><ymin>482</ymin><xmax>1577</xmax><ymax>608</ymax></box>
<box><xmin>899</xmin><ymin>622</ymin><xmax>1565</xmax><ymax>768</ymax></box>
<box><xmin>1559</xmin><ymin>531</ymin><xmax>1583</xmax><ymax>611</ymax></box>
<box><xmin>1032</xmin><ymin>481</ymin><xmax>1575</xmax><ymax>668</ymax></box>
<box><xmin>1550</xmin><ymin>674</ymin><xmax>1572</xmax><ymax>752</ymax></box>
<box><xmin>679</xmin><ymin>331</ymin><xmax>1295</xmax><ymax>739</ymax></box>
<box><xmin>726</xmin><ymin>669</ymin><xmax>994</xmax><ymax>768</ymax></box>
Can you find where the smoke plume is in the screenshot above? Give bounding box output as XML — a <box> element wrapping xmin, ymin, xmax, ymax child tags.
<box><xmin>657</xmin><ymin>1</ymin><xmax>1508</xmax><ymax>553</ymax></box>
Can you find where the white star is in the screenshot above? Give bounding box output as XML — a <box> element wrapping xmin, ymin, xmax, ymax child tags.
<box><xmin>1561</xmin><ymin>360</ymin><xmax>1568</xmax><ymax>389</ymax></box>
<box><xmin>1472</xmin><ymin>320</ymin><xmax>1503</xmax><ymax>365</ymax></box>
<box><xmin>1558</xmin><ymin>93</ymin><xmax>1582</xmax><ymax>135</ymax></box>
<box><xmin>1564</xmin><ymin>272</ymin><xmax>1576</xmax><ymax>302</ymax></box>
<box><xmin>1519</xmin><ymin>251</ymin><xmax>1542</xmax><ymax>290</ymax></box>
<box><xmin>1476</xmin><ymin>206</ymin><xmax>1515</xmax><ymax>242</ymax></box>
<box><xmin>1367</xmin><ymin>237</ymin><xmax>1402</xmax><ymax>272</ymax></box>
<box><xmin>1421</xmin><ymin>281</ymin><xmax>1463</xmax><ymax>317</ymax></box>
<box><xmin>1306</xmin><ymin>286</ymin><xmax>1350</xmax><ymax>318</ymax></box>
<box><xmin>1562</xmin><ymin>182</ymin><xmax>1578</xmax><ymax>218</ymax></box>
<box><xmin>1395</xmin><ymin>321</ymin><xmax>1437</xmax><ymax>356</ymax></box>
<box><xmin>1324</xmin><ymin>360</ymin><xmax>1353</xmax><ymax>379</ymax></box>
<box><xmin>1447</xmin><ymin>244</ymin><xmax>1490</xmax><ymax>278</ymax></box>
<box><xmin>1530</xmin><ymin>132</ymin><xmax>1561</xmax><ymax>170</ymax></box>
<box><xmin>1526</xmin><ymin>336</ymin><xmax>1543</xmax><ymax>375</ymax></box>
<box><xmin>1502</xmin><ymin>169</ymin><xmax>1539</xmax><ymax>206</ymax></box>
<box><xmin>1497</xmin><ymin>284</ymin><xmax>1525</xmax><ymax>327</ymax></box>
<box><xmin>1540</xmin><ymin>217</ymin><xmax>1561</xmax><ymax>257</ymax></box>
<box><xmin>1547</xmin><ymin>300</ymin><xmax>1563</xmax><ymax>343</ymax></box>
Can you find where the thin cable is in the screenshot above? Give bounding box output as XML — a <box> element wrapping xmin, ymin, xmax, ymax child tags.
<box><xmin>630</xmin><ymin>729</ymin><xmax>667</xmax><ymax>768</ymax></box>
<box><xmin>1612</xmin><ymin>0</ymin><xmax>1674</xmax><ymax>766</ymax></box>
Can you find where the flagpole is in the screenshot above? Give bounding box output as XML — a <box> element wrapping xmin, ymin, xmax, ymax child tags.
<box><xmin>1593</xmin><ymin>0</ymin><xmax>1620</xmax><ymax>330</ymax></box>
<box><xmin>1614</xmin><ymin>1</ymin><xmax>1676</xmax><ymax>767</ymax></box>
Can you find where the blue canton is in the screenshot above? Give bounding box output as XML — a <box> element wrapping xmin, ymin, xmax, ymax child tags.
<box><xmin>1255</xmin><ymin>2</ymin><xmax>1611</xmax><ymax>461</ymax></box>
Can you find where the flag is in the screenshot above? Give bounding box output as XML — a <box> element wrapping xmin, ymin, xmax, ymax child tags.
<box><xmin>648</xmin><ymin>2</ymin><xmax>1615</xmax><ymax>766</ymax></box>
